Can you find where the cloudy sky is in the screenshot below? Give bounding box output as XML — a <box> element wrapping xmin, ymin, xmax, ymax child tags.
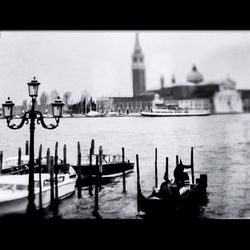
<box><xmin>1</xmin><ymin>31</ymin><xmax>250</xmax><ymax>105</ymax></box>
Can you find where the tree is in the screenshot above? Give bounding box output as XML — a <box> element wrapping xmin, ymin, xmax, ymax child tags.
<box><xmin>39</xmin><ymin>91</ymin><xmax>49</xmax><ymax>113</ymax></box>
<box><xmin>63</xmin><ymin>91</ymin><xmax>72</xmax><ymax>106</ymax></box>
<box><xmin>22</xmin><ymin>99</ymin><xmax>28</xmax><ymax>112</ymax></box>
<box><xmin>50</xmin><ymin>89</ymin><xmax>60</xmax><ymax>102</ymax></box>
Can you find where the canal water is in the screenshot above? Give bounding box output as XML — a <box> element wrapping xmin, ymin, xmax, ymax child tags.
<box><xmin>1</xmin><ymin>114</ymin><xmax>250</xmax><ymax>219</ymax></box>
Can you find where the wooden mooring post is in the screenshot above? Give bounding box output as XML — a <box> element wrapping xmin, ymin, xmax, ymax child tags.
<box><xmin>191</xmin><ymin>147</ymin><xmax>194</xmax><ymax>184</ymax></box>
<box><xmin>0</xmin><ymin>151</ymin><xmax>3</xmax><ymax>174</ymax></box>
<box><xmin>122</xmin><ymin>147</ymin><xmax>126</xmax><ymax>193</ymax></box>
<box><xmin>94</xmin><ymin>146</ymin><xmax>103</xmax><ymax>214</ymax></box>
<box><xmin>176</xmin><ymin>155</ymin><xmax>179</xmax><ymax>166</ymax></box>
<box><xmin>48</xmin><ymin>153</ymin><xmax>55</xmax><ymax>212</ymax></box>
<box><xmin>136</xmin><ymin>154</ymin><xmax>141</xmax><ymax>213</ymax></box>
<box><xmin>38</xmin><ymin>144</ymin><xmax>43</xmax><ymax>214</ymax></box>
<box><xmin>88</xmin><ymin>147</ymin><xmax>93</xmax><ymax>196</ymax></box>
<box><xmin>63</xmin><ymin>144</ymin><xmax>67</xmax><ymax>173</ymax></box>
<box><xmin>91</xmin><ymin>139</ymin><xmax>95</xmax><ymax>154</ymax></box>
<box><xmin>164</xmin><ymin>157</ymin><xmax>169</xmax><ymax>182</ymax></box>
<box><xmin>54</xmin><ymin>142</ymin><xmax>59</xmax><ymax>216</ymax></box>
<box><xmin>25</xmin><ymin>140</ymin><xmax>29</xmax><ymax>155</ymax></box>
<box><xmin>18</xmin><ymin>147</ymin><xmax>22</xmax><ymax>166</ymax></box>
<box><xmin>155</xmin><ymin>148</ymin><xmax>158</xmax><ymax>188</ymax></box>
<box><xmin>77</xmin><ymin>141</ymin><xmax>82</xmax><ymax>199</ymax></box>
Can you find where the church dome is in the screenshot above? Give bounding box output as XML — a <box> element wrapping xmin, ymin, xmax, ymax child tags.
<box><xmin>187</xmin><ymin>65</ymin><xmax>204</xmax><ymax>84</ymax></box>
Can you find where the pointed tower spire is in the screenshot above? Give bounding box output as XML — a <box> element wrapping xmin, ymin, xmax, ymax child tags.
<box><xmin>132</xmin><ymin>32</ymin><xmax>146</xmax><ymax>97</ymax></box>
<box><xmin>134</xmin><ymin>32</ymin><xmax>142</xmax><ymax>52</ymax></box>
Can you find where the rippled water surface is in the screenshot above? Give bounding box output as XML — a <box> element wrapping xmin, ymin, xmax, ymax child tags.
<box><xmin>1</xmin><ymin>114</ymin><xmax>250</xmax><ymax>219</ymax></box>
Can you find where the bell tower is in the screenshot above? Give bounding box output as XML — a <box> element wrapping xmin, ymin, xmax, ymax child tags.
<box><xmin>132</xmin><ymin>33</ymin><xmax>146</xmax><ymax>97</ymax></box>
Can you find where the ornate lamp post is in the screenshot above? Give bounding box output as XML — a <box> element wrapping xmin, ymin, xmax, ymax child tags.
<box><xmin>2</xmin><ymin>77</ymin><xmax>64</xmax><ymax>215</ymax></box>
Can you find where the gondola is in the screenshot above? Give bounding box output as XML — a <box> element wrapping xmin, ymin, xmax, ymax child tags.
<box><xmin>136</xmin><ymin>151</ymin><xmax>208</xmax><ymax>219</ymax></box>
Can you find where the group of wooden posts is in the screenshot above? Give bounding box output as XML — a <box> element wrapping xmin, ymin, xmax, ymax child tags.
<box><xmin>76</xmin><ymin>139</ymin><xmax>127</xmax><ymax>215</ymax></box>
<box><xmin>0</xmin><ymin>138</ymin><xmax>196</xmax><ymax>217</ymax></box>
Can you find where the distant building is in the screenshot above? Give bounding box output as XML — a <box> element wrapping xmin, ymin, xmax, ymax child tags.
<box><xmin>151</xmin><ymin>66</ymin><xmax>243</xmax><ymax>114</ymax></box>
<box><xmin>97</xmin><ymin>33</ymin><xmax>155</xmax><ymax>114</ymax></box>
<box><xmin>238</xmin><ymin>89</ymin><xmax>250</xmax><ymax>112</ymax></box>
<box><xmin>96</xmin><ymin>34</ymin><xmax>245</xmax><ymax>115</ymax></box>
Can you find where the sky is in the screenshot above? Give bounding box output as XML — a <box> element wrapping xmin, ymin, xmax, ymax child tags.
<box><xmin>1</xmin><ymin>31</ymin><xmax>250</xmax><ymax>105</ymax></box>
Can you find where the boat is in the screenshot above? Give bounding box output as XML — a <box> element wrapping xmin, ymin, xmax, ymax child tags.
<box><xmin>0</xmin><ymin>156</ymin><xmax>74</xmax><ymax>177</ymax></box>
<box><xmin>137</xmin><ymin>155</ymin><xmax>208</xmax><ymax>219</ymax></box>
<box><xmin>138</xmin><ymin>175</ymin><xmax>208</xmax><ymax>218</ymax></box>
<box><xmin>1</xmin><ymin>156</ymin><xmax>30</xmax><ymax>171</ymax></box>
<box><xmin>140</xmin><ymin>98</ymin><xmax>211</xmax><ymax>117</ymax></box>
<box><xmin>86</xmin><ymin>111</ymin><xmax>106</xmax><ymax>117</ymax></box>
<box><xmin>71</xmin><ymin>153</ymin><xmax>134</xmax><ymax>185</ymax></box>
<box><xmin>0</xmin><ymin>173</ymin><xmax>76</xmax><ymax>216</ymax></box>
<box><xmin>141</xmin><ymin>106</ymin><xmax>211</xmax><ymax>117</ymax></box>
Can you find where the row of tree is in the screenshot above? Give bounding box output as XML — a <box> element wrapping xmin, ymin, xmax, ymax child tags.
<box><xmin>20</xmin><ymin>90</ymin><xmax>96</xmax><ymax>114</ymax></box>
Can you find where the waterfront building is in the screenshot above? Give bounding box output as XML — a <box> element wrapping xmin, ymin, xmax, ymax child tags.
<box><xmin>96</xmin><ymin>34</ymin><xmax>245</xmax><ymax>115</ymax></box>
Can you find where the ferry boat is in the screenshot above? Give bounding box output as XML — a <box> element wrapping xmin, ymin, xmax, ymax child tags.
<box><xmin>140</xmin><ymin>97</ymin><xmax>211</xmax><ymax>117</ymax></box>
<box><xmin>0</xmin><ymin>173</ymin><xmax>76</xmax><ymax>216</ymax></box>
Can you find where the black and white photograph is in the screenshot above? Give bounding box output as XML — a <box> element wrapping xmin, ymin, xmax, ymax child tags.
<box><xmin>1</xmin><ymin>30</ymin><xmax>250</xmax><ymax>238</ymax></box>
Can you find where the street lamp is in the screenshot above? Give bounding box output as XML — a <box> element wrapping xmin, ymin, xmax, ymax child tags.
<box><xmin>2</xmin><ymin>77</ymin><xmax>64</xmax><ymax>216</ymax></box>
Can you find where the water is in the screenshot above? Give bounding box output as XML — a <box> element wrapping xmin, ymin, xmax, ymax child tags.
<box><xmin>1</xmin><ymin>114</ymin><xmax>250</xmax><ymax>219</ymax></box>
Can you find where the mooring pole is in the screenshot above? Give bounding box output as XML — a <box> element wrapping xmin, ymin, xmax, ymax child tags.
<box><xmin>176</xmin><ymin>155</ymin><xmax>179</xmax><ymax>166</ymax></box>
<box><xmin>89</xmin><ymin>147</ymin><xmax>93</xmax><ymax>196</ymax></box>
<box><xmin>155</xmin><ymin>148</ymin><xmax>158</xmax><ymax>188</ymax></box>
<box><xmin>18</xmin><ymin>147</ymin><xmax>22</xmax><ymax>166</ymax></box>
<box><xmin>91</xmin><ymin>139</ymin><xmax>95</xmax><ymax>154</ymax></box>
<box><xmin>191</xmin><ymin>147</ymin><xmax>194</xmax><ymax>184</ymax></box>
<box><xmin>77</xmin><ymin>141</ymin><xmax>82</xmax><ymax>199</ymax></box>
<box><xmin>94</xmin><ymin>146</ymin><xmax>103</xmax><ymax>214</ymax></box>
<box><xmin>49</xmin><ymin>155</ymin><xmax>55</xmax><ymax>212</ymax></box>
<box><xmin>0</xmin><ymin>151</ymin><xmax>3</xmax><ymax>174</ymax></box>
<box><xmin>38</xmin><ymin>144</ymin><xmax>43</xmax><ymax>214</ymax></box>
<box><xmin>164</xmin><ymin>157</ymin><xmax>169</xmax><ymax>182</ymax></box>
<box><xmin>25</xmin><ymin>140</ymin><xmax>29</xmax><ymax>156</ymax></box>
<box><xmin>122</xmin><ymin>147</ymin><xmax>126</xmax><ymax>193</ymax></box>
<box><xmin>63</xmin><ymin>144</ymin><xmax>67</xmax><ymax>174</ymax></box>
<box><xmin>54</xmin><ymin>142</ymin><xmax>59</xmax><ymax>217</ymax></box>
<box><xmin>136</xmin><ymin>154</ymin><xmax>141</xmax><ymax>213</ymax></box>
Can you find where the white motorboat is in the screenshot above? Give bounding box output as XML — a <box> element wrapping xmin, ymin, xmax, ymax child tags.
<box><xmin>0</xmin><ymin>173</ymin><xmax>76</xmax><ymax>216</ymax></box>
<box><xmin>2</xmin><ymin>156</ymin><xmax>30</xmax><ymax>170</ymax></box>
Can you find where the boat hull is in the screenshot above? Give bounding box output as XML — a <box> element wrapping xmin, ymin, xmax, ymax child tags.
<box><xmin>72</xmin><ymin>162</ymin><xmax>134</xmax><ymax>177</ymax></box>
<box><xmin>140</xmin><ymin>111</ymin><xmax>211</xmax><ymax>117</ymax></box>
<box><xmin>138</xmin><ymin>176</ymin><xmax>208</xmax><ymax>218</ymax></box>
<box><xmin>0</xmin><ymin>179</ymin><xmax>75</xmax><ymax>216</ymax></box>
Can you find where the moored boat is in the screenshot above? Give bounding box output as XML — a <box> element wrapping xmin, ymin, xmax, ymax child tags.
<box><xmin>71</xmin><ymin>153</ymin><xmax>134</xmax><ymax>185</ymax></box>
<box><xmin>0</xmin><ymin>173</ymin><xmax>76</xmax><ymax>216</ymax></box>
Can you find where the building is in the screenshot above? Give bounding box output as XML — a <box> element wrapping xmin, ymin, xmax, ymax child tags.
<box><xmin>96</xmin><ymin>33</ymin><xmax>155</xmax><ymax>114</ymax></box>
<box><xmin>151</xmin><ymin>65</ymin><xmax>243</xmax><ymax>114</ymax></box>
<box><xmin>96</xmin><ymin>34</ymin><xmax>245</xmax><ymax>115</ymax></box>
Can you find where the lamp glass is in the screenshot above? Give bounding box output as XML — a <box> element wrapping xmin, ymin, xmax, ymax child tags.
<box><xmin>2</xmin><ymin>98</ymin><xmax>14</xmax><ymax>118</ymax></box>
<box><xmin>27</xmin><ymin>78</ymin><xmax>40</xmax><ymax>97</ymax></box>
<box><xmin>3</xmin><ymin>105</ymin><xmax>12</xmax><ymax>117</ymax></box>
<box><xmin>52</xmin><ymin>97</ymin><xmax>64</xmax><ymax>118</ymax></box>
